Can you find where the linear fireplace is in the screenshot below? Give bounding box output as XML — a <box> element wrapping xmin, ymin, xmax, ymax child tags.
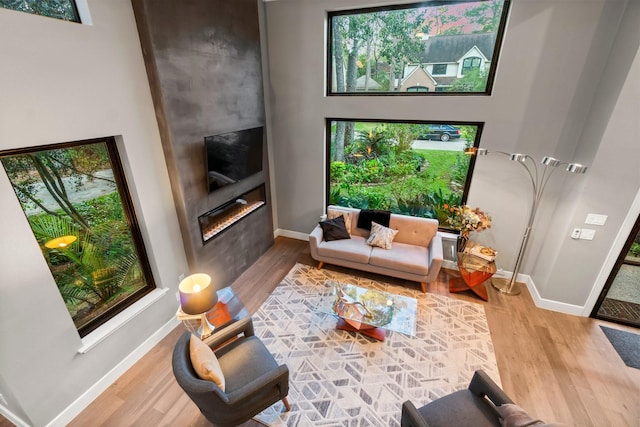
<box><xmin>198</xmin><ymin>184</ymin><xmax>266</xmax><ymax>244</ymax></box>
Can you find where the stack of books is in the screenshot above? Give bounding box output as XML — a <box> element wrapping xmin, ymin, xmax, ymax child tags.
<box><xmin>467</xmin><ymin>245</ymin><xmax>497</xmax><ymax>262</ymax></box>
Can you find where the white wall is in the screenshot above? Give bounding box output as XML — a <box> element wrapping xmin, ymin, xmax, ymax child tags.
<box><xmin>263</xmin><ymin>0</ymin><xmax>638</xmax><ymax>311</ymax></box>
<box><xmin>0</xmin><ymin>1</ymin><xmax>188</xmax><ymax>425</ymax></box>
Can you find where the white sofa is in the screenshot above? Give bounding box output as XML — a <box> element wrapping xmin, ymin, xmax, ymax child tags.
<box><xmin>309</xmin><ymin>206</ymin><xmax>443</xmax><ymax>293</ymax></box>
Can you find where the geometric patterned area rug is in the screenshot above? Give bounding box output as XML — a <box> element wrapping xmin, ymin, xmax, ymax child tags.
<box><xmin>252</xmin><ymin>263</ymin><xmax>500</xmax><ymax>426</ymax></box>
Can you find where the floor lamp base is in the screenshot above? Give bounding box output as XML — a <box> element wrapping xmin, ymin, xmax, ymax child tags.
<box><xmin>491</xmin><ymin>277</ymin><xmax>521</xmax><ymax>296</ymax></box>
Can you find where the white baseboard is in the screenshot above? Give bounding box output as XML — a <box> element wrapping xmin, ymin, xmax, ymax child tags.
<box><xmin>524</xmin><ymin>276</ymin><xmax>585</xmax><ymax>316</ymax></box>
<box><xmin>0</xmin><ymin>404</ymin><xmax>30</xmax><ymax>427</ymax></box>
<box><xmin>274</xmin><ymin>228</ymin><xmax>308</xmax><ymax>241</ymax></box>
<box><xmin>45</xmin><ymin>317</ymin><xmax>180</xmax><ymax>427</ymax></box>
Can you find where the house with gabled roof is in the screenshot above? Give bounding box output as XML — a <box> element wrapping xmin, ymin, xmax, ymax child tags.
<box><xmin>403</xmin><ymin>32</ymin><xmax>498</xmax><ymax>91</ymax></box>
<box><xmin>401</xmin><ymin>66</ymin><xmax>438</xmax><ymax>92</ymax></box>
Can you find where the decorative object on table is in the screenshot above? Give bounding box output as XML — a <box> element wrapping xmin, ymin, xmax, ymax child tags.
<box><xmin>469</xmin><ymin>244</ymin><xmax>497</xmax><ymax>262</ymax></box>
<box><xmin>178</xmin><ymin>273</ymin><xmax>218</xmax><ymax>340</ymax></box>
<box><xmin>444</xmin><ymin>204</ymin><xmax>492</xmax><ymax>252</ymax></box>
<box><xmin>252</xmin><ymin>263</ymin><xmax>499</xmax><ymax>427</ymax></box>
<box><xmin>465</xmin><ymin>147</ymin><xmax>587</xmax><ymax>295</ymax></box>
<box><xmin>324</xmin><ymin>280</ymin><xmax>402</xmax><ymax>341</ymax></box>
<box><xmin>450</xmin><ymin>241</ymin><xmax>497</xmax><ymax>301</ymax></box>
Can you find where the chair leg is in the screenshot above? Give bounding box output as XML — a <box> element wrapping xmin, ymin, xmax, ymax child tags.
<box><xmin>282</xmin><ymin>396</ymin><xmax>291</xmax><ymax>412</ymax></box>
<box><xmin>420</xmin><ymin>282</ymin><xmax>427</xmax><ymax>293</ymax></box>
<box><xmin>317</xmin><ymin>261</ymin><xmax>324</xmax><ymax>270</ymax></box>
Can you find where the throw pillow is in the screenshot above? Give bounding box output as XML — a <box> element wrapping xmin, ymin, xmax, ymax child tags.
<box><xmin>327</xmin><ymin>207</ymin><xmax>353</xmax><ymax>234</ymax></box>
<box><xmin>319</xmin><ymin>216</ymin><xmax>351</xmax><ymax>241</ymax></box>
<box><xmin>357</xmin><ymin>209</ymin><xmax>391</xmax><ymax>230</ymax></box>
<box><xmin>366</xmin><ymin>221</ymin><xmax>398</xmax><ymax>250</ymax></box>
<box><xmin>189</xmin><ymin>334</ymin><xmax>226</xmax><ymax>391</ymax></box>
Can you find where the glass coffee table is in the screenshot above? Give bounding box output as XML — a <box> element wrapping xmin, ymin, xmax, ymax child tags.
<box><xmin>315</xmin><ymin>280</ymin><xmax>417</xmax><ymax>341</ymax></box>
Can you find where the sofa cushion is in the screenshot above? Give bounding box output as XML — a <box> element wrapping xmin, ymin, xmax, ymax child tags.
<box><xmin>327</xmin><ymin>207</ymin><xmax>354</xmax><ymax>234</ymax></box>
<box><xmin>389</xmin><ymin>214</ymin><xmax>438</xmax><ymax>247</ymax></box>
<box><xmin>319</xmin><ymin>216</ymin><xmax>351</xmax><ymax>241</ymax></box>
<box><xmin>317</xmin><ymin>235</ymin><xmax>372</xmax><ymax>264</ymax></box>
<box><xmin>366</xmin><ymin>221</ymin><xmax>398</xmax><ymax>250</ymax></box>
<box><xmin>369</xmin><ymin>242</ymin><xmax>429</xmax><ymax>276</ymax></box>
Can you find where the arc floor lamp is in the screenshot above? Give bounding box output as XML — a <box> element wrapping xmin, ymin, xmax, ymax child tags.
<box><xmin>465</xmin><ymin>147</ymin><xmax>588</xmax><ymax>295</ymax></box>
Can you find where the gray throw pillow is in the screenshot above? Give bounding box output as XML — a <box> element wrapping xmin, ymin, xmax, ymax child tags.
<box><xmin>319</xmin><ymin>216</ymin><xmax>351</xmax><ymax>241</ymax></box>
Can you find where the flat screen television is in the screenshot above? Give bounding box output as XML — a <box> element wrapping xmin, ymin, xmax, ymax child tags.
<box><xmin>204</xmin><ymin>126</ymin><xmax>264</xmax><ymax>192</ymax></box>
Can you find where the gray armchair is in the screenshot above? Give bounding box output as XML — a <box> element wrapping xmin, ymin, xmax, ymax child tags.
<box><xmin>172</xmin><ymin>317</ymin><xmax>290</xmax><ymax>427</ymax></box>
<box><xmin>401</xmin><ymin>370</ymin><xmax>514</xmax><ymax>427</ymax></box>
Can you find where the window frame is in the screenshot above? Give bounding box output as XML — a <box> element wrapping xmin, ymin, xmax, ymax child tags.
<box><xmin>461</xmin><ymin>57</ymin><xmax>482</xmax><ymax>75</ymax></box>
<box><xmin>326</xmin><ymin>0</ymin><xmax>511</xmax><ymax>96</ymax></box>
<box><xmin>431</xmin><ymin>64</ymin><xmax>448</xmax><ymax>75</ymax></box>
<box><xmin>325</xmin><ymin>118</ymin><xmax>484</xmax><ymax>232</ymax></box>
<box><xmin>0</xmin><ymin>0</ymin><xmax>81</xmax><ymax>23</ymax></box>
<box><xmin>0</xmin><ymin>136</ymin><xmax>156</xmax><ymax>337</ymax></box>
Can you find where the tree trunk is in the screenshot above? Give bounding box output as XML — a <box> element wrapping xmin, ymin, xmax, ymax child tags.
<box><xmin>345</xmin><ymin>122</ymin><xmax>355</xmax><ymax>147</ymax></box>
<box><xmin>334</xmin><ymin>122</ymin><xmax>346</xmax><ymax>162</ymax></box>
<box><xmin>333</xmin><ymin>17</ymin><xmax>346</xmax><ymax>161</ymax></box>
<box><xmin>397</xmin><ymin>59</ymin><xmax>405</xmax><ymax>92</ymax></box>
<box><xmin>389</xmin><ymin>57</ymin><xmax>396</xmax><ymax>91</ymax></box>
<box><xmin>364</xmin><ymin>37</ymin><xmax>372</xmax><ymax>91</ymax></box>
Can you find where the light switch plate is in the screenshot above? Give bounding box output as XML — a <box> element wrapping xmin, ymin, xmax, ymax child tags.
<box><xmin>585</xmin><ymin>214</ymin><xmax>607</xmax><ymax>226</ymax></box>
<box><xmin>579</xmin><ymin>229</ymin><xmax>596</xmax><ymax>240</ymax></box>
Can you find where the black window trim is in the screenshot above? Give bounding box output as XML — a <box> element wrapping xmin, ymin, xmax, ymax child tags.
<box><xmin>0</xmin><ymin>136</ymin><xmax>156</xmax><ymax>337</ymax></box>
<box><xmin>325</xmin><ymin>117</ymin><xmax>484</xmax><ymax>232</ymax></box>
<box><xmin>326</xmin><ymin>0</ymin><xmax>511</xmax><ymax>97</ymax></box>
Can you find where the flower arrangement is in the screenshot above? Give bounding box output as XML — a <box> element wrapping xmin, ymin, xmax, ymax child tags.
<box><xmin>443</xmin><ymin>204</ymin><xmax>492</xmax><ymax>238</ymax></box>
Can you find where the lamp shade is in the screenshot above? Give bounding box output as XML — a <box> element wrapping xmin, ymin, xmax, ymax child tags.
<box><xmin>179</xmin><ymin>273</ymin><xmax>218</xmax><ymax>315</ymax></box>
<box><xmin>45</xmin><ymin>235</ymin><xmax>77</xmax><ymax>249</ymax></box>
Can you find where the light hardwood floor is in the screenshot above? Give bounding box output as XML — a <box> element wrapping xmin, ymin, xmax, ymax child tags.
<box><xmin>9</xmin><ymin>237</ymin><xmax>637</xmax><ymax>427</ymax></box>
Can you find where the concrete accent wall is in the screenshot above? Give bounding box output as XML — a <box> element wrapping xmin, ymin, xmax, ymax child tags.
<box><xmin>0</xmin><ymin>0</ymin><xmax>188</xmax><ymax>425</ymax></box>
<box><xmin>132</xmin><ymin>0</ymin><xmax>274</xmax><ymax>288</ymax></box>
<box><xmin>263</xmin><ymin>0</ymin><xmax>637</xmax><ymax>311</ymax></box>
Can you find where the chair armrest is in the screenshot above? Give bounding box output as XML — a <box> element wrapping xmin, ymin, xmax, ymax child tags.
<box><xmin>469</xmin><ymin>370</ymin><xmax>514</xmax><ymax>407</ymax></box>
<box><xmin>401</xmin><ymin>401</ymin><xmax>430</xmax><ymax>427</ymax></box>
<box><xmin>224</xmin><ymin>364</ymin><xmax>290</xmax><ymax>405</ymax></box>
<box><xmin>309</xmin><ymin>225</ymin><xmax>324</xmax><ymax>259</ymax></box>
<box><xmin>425</xmin><ymin>233</ymin><xmax>444</xmax><ymax>283</ymax></box>
<box><xmin>206</xmin><ymin>317</ymin><xmax>254</xmax><ymax>349</ymax></box>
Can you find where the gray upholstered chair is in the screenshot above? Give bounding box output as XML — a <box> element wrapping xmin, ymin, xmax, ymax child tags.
<box><xmin>401</xmin><ymin>370</ymin><xmax>514</xmax><ymax>427</ymax></box>
<box><xmin>172</xmin><ymin>317</ymin><xmax>290</xmax><ymax>427</ymax></box>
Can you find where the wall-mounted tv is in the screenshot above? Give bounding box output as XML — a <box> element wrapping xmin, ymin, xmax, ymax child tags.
<box><xmin>205</xmin><ymin>126</ymin><xmax>264</xmax><ymax>192</ymax></box>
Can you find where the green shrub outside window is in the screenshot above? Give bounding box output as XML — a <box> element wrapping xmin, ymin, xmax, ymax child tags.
<box><xmin>327</xmin><ymin>119</ymin><xmax>482</xmax><ymax>230</ymax></box>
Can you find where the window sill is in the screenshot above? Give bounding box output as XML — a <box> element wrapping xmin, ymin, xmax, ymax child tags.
<box><xmin>77</xmin><ymin>288</ymin><xmax>169</xmax><ymax>354</ymax></box>
<box><xmin>438</xmin><ymin>230</ymin><xmax>459</xmax><ymax>241</ymax></box>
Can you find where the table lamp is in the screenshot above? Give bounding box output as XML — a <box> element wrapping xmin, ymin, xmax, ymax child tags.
<box><xmin>178</xmin><ymin>273</ymin><xmax>218</xmax><ymax>339</ymax></box>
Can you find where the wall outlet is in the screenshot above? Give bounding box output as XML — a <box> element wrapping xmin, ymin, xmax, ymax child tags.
<box><xmin>571</xmin><ymin>228</ymin><xmax>581</xmax><ymax>239</ymax></box>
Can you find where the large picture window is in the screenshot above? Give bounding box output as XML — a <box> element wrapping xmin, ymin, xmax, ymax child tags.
<box><xmin>0</xmin><ymin>137</ymin><xmax>155</xmax><ymax>337</ymax></box>
<box><xmin>328</xmin><ymin>0</ymin><xmax>510</xmax><ymax>95</ymax></box>
<box><xmin>327</xmin><ymin>119</ymin><xmax>482</xmax><ymax>231</ymax></box>
<box><xmin>0</xmin><ymin>0</ymin><xmax>80</xmax><ymax>22</ymax></box>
